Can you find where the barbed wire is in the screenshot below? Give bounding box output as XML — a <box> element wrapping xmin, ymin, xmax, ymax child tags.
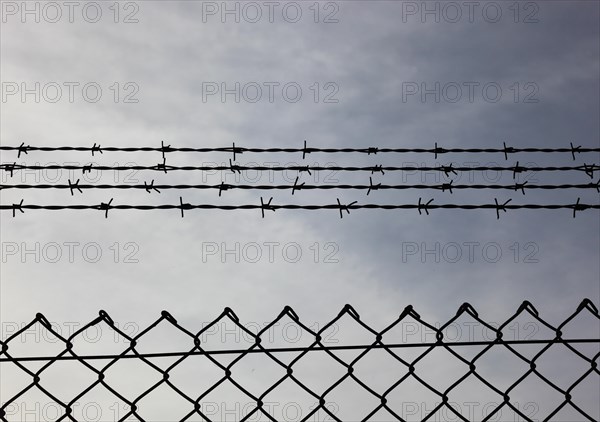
<box><xmin>3</xmin><ymin>144</ymin><xmax>598</xmax><ymax>219</ymax></box>
<box><xmin>2</xmin><ymin>198</ymin><xmax>599</xmax><ymax>218</ymax></box>
<box><xmin>2</xmin><ymin>162</ymin><xmax>599</xmax><ymax>177</ymax></box>
<box><xmin>1</xmin><ymin>300</ymin><xmax>598</xmax><ymax>422</ymax></box>
<box><xmin>2</xmin><ymin>180</ymin><xmax>600</xmax><ymax>196</ymax></box>
<box><xmin>2</xmin><ymin>141</ymin><xmax>599</xmax><ymax>160</ymax></box>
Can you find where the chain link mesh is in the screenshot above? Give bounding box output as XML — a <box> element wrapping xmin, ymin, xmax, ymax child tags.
<box><xmin>1</xmin><ymin>300</ymin><xmax>599</xmax><ymax>421</ymax></box>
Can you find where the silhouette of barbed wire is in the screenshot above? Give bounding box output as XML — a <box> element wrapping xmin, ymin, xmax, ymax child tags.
<box><xmin>2</xmin><ymin>181</ymin><xmax>599</xmax><ymax>196</ymax></box>
<box><xmin>2</xmin><ymin>141</ymin><xmax>599</xmax><ymax>160</ymax></box>
<box><xmin>2</xmin><ymin>198</ymin><xmax>599</xmax><ymax>219</ymax></box>
<box><xmin>2</xmin><ymin>163</ymin><xmax>599</xmax><ymax>176</ymax></box>
<box><xmin>3</xmin><ymin>144</ymin><xmax>598</xmax><ymax>219</ymax></box>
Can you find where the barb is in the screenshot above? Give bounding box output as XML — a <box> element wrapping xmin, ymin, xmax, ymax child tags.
<box><xmin>442</xmin><ymin>180</ymin><xmax>453</xmax><ymax>194</ymax></box>
<box><xmin>442</xmin><ymin>163</ymin><xmax>457</xmax><ymax>176</ymax></box>
<box><xmin>68</xmin><ymin>179</ymin><xmax>82</xmax><ymax>195</ymax></box>
<box><xmin>179</xmin><ymin>196</ymin><xmax>192</xmax><ymax>218</ymax></box>
<box><xmin>0</xmin><ymin>301</ymin><xmax>597</xmax><ymax>422</ymax></box>
<box><xmin>218</xmin><ymin>182</ymin><xmax>230</xmax><ymax>197</ymax></box>
<box><xmin>260</xmin><ymin>196</ymin><xmax>276</xmax><ymax>218</ymax></box>
<box><xmin>494</xmin><ymin>198</ymin><xmax>512</xmax><ymax>219</ymax></box>
<box><xmin>514</xmin><ymin>181</ymin><xmax>527</xmax><ymax>195</ymax></box>
<box><xmin>371</xmin><ymin>164</ymin><xmax>385</xmax><ymax>175</ymax></box>
<box><xmin>11</xmin><ymin>199</ymin><xmax>24</xmax><ymax>217</ymax></box>
<box><xmin>144</xmin><ymin>180</ymin><xmax>160</xmax><ymax>194</ymax></box>
<box><xmin>229</xmin><ymin>158</ymin><xmax>241</xmax><ymax>174</ymax></box>
<box><xmin>1</xmin><ymin>162</ymin><xmax>18</xmax><ymax>177</ymax></box>
<box><xmin>155</xmin><ymin>157</ymin><xmax>168</xmax><ymax>174</ymax></box>
<box><xmin>583</xmin><ymin>163</ymin><xmax>597</xmax><ymax>179</ymax></box>
<box><xmin>503</xmin><ymin>142</ymin><xmax>515</xmax><ymax>160</ymax></box>
<box><xmin>434</xmin><ymin>142</ymin><xmax>446</xmax><ymax>159</ymax></box>
<box><xmin>570</xmin><ymin>142</ymin><xmax>581</xmax><ymax>160</ymax></box>
<box><xmin>292</xmin><ymin>177</ymin><xmax>304</xmax><ymax>195</ymax></box>
<box><xmin>572</xmin><ymin>197</ymin><xmax>591</xmax><ymax>218</ymax></box>
<box><xmin>17</xmin><ymin>142</ymin><xmax>29</xmax><ymax>158</ymax></box>
<box><xmin>302</xmin><ymin>140</ymin><xmax>311</xmax><ymax>159</ymax></box>
<box><xmin>226</xmin><ymin>141</ymin><xmax>243</xmax><ymax>161</ymax></box>
<box><xmin>336</xmin><ymin>198</ymin><xmax>357</xmax><ymax>219</ymax></box>
<box><xmin>299</xmin><ymin>164</ymin><xmax>312</xmax><ymax>175</ymax></box>
<box><xmin>367</xmin><ymin>177</ymin><xmax>380</xmax><ymax>196</ymax></box>
<box><xmin>512</xmin><ymin>161</ymin><xmax>526</xmax><ymax>179</ymax></box>
<box><xmin>91</xmin><ymin>143</ymin><xmax>102</xmax><ymax>156</ymax></box>
<box><xmin>97</xmin><ymin>198</ymin><xmax>113</xmax><ymax>218</ymax></box>
<box><xmin>417</xmin><ymin>197</ymin><xmax>434</xmax><ymax>215</ymax></box>
<box><xmin>160</xmin><ymin>141</ymin><xmax>172</xmax><ymax>159</ymax></box>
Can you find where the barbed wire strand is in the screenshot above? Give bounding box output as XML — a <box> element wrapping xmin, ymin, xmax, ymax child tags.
<box><xmin>2</xmin><ymin>181</ymin><xmax>599</xmax><ymax>195</ymax></box>
<box><xmin>2</xmin><ymin>141</ymin><xmax>599</xmax><ymax>160</ymax></box>
<box><xmin>2</xmin><ymin>163</ymin><xmax>599</xmax><ymax>176</ymax></box>
<box><xmin>2</xmin><ymin>198</ymin><xmax>599</xmax><ymax>218</ymax></box>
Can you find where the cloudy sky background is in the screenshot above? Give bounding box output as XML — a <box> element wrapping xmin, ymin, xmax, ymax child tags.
<box><xmin>1</xmin><ymin>1</ymin><xmax>599</xmax><ymax>420</ymax></box>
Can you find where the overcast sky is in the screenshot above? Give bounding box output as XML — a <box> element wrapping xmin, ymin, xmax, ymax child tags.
<box><xmin>1</xmin><ymin>1</ymin><xmax>599</xmax><ymax>421</ymax></box>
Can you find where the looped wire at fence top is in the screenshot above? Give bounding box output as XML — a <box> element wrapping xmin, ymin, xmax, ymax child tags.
<box><xmin>1</xmin><ymin>300</ymin><xmax>599</xmax><ymax>421</ymax></box>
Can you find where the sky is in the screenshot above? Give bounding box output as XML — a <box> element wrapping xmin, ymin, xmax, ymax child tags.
<box><xmin>1</xmin><ymin>1</ymin><xmax>599</xmax><ymax>421</ymax></box>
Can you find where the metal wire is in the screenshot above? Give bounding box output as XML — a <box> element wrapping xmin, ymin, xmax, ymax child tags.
<box><xmin>2</xmin><ymin>198</ymin><xmax>599</xmax><ymax>219</ymax></box>
<box><xmin>2</xmin><ymin>162</ymin><xmax>599</xmax><ymax>175</ymax></box>
<box><xmin>2</xmin><ymin>181</ymin><xmax>599</xmax><ymax>195</ymax></box>
<box><xmin>1</xmin><ymin>141</ymin><xmax>599</xmax><ymax>160</ymax></box>
<box><xmin>2</xmin><ymin>144</ymin><xmax>598</xmax><ymax>219</ymax></box>
<box><xmin>1</xmin><ymin>300</ymin><xmax>598</xmax><ymax>422</ymax></box>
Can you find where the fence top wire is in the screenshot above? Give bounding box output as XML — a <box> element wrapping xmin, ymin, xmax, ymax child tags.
<box><xmin>1</xmin><ymin>300</ymin><xmax>598</xmax><ymax>422</ymax></box>
<box><xmin>1</xmin><ymin>141</ymin><xmax>599</xmax><ymax>160</ymax></box>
